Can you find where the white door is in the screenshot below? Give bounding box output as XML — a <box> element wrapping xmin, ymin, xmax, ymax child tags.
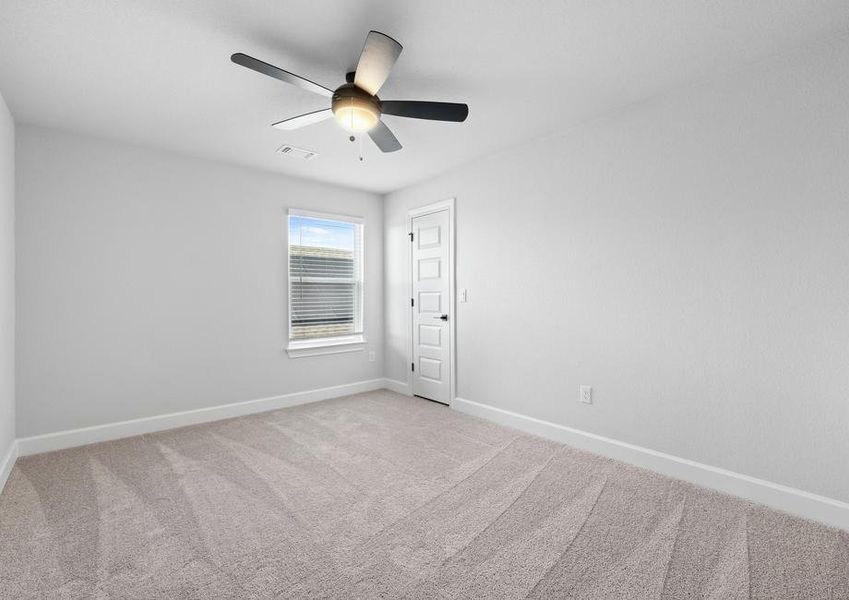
<box><xmin>411</xmin><ymin>209</ymin><xmax>451</xmax><ymax>404</ymax></box>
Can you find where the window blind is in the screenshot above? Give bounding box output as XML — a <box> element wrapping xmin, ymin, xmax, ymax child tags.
<box><xmin>288</xmin><ymin>214</ymin><xmax>363</xmax><ymax>340</ymax></box>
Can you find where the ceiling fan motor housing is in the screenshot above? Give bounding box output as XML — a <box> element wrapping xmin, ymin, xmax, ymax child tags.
<box><xmin>332</xmin><ymin>83</ymin><xmax>381</xmax><ymax>132</ymax></box>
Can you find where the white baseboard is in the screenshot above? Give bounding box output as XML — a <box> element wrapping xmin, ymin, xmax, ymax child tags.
<box><xmin>17</xmin><ymin>379</ymin><xmax>386</xmax><ymax>457</ymax></box>
<box><xmin>0</xmin><ymin>439</ymin><xmax>19</xmax><ymax>494</ymax></box>
<box><xmin>452</xmin><ymin>397</ymin><xmax>849</xmax><ymax>532</ymax></box>
<box><xmin>382</xmin><ymin>378</ymin><xmax>412</xmax><ymax>396</ymax></box>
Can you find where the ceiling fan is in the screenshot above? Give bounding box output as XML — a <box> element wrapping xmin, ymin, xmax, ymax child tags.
<box><xmin>231</xmin><ymin>31</ymin><xmax>469</xmax><ymax>153</ymax></box>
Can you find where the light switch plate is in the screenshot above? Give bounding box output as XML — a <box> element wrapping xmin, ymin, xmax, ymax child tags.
<box><xmin>459</xmin><ymin>289</ymin><xmax>468</xmax><ymax>303</ymax></box>
<box><xmin>580</xmin><ymin>385</ymin><xmax>592</xmax><ymax>404</ymax></box>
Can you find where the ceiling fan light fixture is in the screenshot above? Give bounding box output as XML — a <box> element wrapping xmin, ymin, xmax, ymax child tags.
<box><xmin>333</xmin><ymin>98</ymin><xmax>379</xmax><ymax>132</ymax></box>
<box><xmin>331</xmin><ymin>85</ymin><xmax>381</xmax><ymax>132</ymax></box>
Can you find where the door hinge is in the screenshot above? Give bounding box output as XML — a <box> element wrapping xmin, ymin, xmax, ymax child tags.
<box><xmin>411</xmin><ymin>362</ymin><xmax>415</xmax><ymax>372</ymax></box>
<box><xmin>408</xmin><ymin>232</ymin><xmax>414</xmax><ymax>242</ymax></box>
<box><xmin>411</xmin><ymin>297</ymin><xmax>414</xmax><ymax>307</ymax></box>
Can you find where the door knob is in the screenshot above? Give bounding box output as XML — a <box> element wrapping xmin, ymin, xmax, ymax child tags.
<box><xmin>434</xmin><ymin>314</ymin><xmax>449</xmax><ymax>321</ymax></box>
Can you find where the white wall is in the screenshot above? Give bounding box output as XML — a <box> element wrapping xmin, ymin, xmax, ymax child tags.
<box><xmin>16</xmin><ymin>126</ymin><xmax>383</xmax><ymax>437</ymax></box>
<box><xmin>0</xmin><ymin>93</ymin><xmax>14</xmax><ymax>459</ymax></box>
<box><xmin>385</xmin><ymin>38</ymin><xmax>849</xmax><ymax>503</ymax></box>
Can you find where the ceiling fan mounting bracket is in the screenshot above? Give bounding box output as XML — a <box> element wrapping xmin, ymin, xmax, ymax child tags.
<box><xmin>345</xmin><ymin>71</ymin><xmax>356</xmax><ymax>84</ymax></box>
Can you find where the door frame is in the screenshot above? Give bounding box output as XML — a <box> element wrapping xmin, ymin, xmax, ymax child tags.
<box><xmin>407</xmin><ymin>198</ymin><xmax>456</xmax><ymax>405</ymax></box>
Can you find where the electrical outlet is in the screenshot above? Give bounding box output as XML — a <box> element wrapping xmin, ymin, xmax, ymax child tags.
<box><xmin>368</xmin><ymin>351</ymin><xmax>376</xmax><ymax>362</ymax></box>
<box><xmin>580</xmin><ymin>385</ymin><xmax>593</xmax><ymax>405</ymax></box>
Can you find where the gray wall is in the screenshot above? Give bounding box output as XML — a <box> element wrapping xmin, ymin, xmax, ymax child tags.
<box><xmin>0</xmin><ymin>93</ymin><xmax>14</xmax><ymax>457</ymax></box>
<box><xmin>16</xmin><ymin>126</ymin><xmax>383</xmax><ymax>437</ymax></box>
<box><xmin>384</xmin><ymin>38</ymin><xmax>849</xmax><ymax>502</ymax></box>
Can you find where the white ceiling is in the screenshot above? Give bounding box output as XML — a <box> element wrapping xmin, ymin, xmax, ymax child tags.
<box><xmin>1</xmin><ymin>1</ymin><xmax>848</xmax><ymax>193</ymax></box>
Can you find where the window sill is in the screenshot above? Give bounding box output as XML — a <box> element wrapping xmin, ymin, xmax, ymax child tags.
<box><xmin>286</xmin><ymin>335</ymin><xmax>366</xmax><ymax>358</ymax></box>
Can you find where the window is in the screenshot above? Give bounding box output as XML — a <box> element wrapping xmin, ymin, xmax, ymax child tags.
<box><xmin>286</xmin><ymin>210</ymin><xmax>364</xmax><ymax>357</ymax></box>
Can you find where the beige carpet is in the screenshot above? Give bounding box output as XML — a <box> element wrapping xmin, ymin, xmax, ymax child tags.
<box><xmin>1</xmin><ymin>390</ymin><xmax>847</xmax><ymax>599</ymax></box>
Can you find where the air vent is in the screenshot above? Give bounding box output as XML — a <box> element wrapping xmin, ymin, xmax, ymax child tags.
<box><xmin>276</xmin><ymin>144</ymin><xmax>318</xmax><ymax>160</ymax></box>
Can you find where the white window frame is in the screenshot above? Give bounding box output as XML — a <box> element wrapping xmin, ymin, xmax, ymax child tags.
<box><xmin>286</xmin><ymin>208</ymin><xmax>365</xmax><ymax>358</ymax></box>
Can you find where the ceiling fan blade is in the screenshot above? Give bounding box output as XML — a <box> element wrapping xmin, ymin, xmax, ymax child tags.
<box><xmin>231</xmin><ymin>53</ymin><xmax>333</xmax><ymax>98</ymax></box>
<box><xmin>368</xmin><ymin>120</ymin><xmax>402</xmax><ymax>153</ymax></box>
<box><xmin>354</xmin><ymin>31</ymin><xmax>402</xmax><ymax>96</ymax></box>
<box><xmin>272</xmin><ymin>108</ymin><xmax>333</xmax><ymax>130</ymax></box>
<box><xmin>381</xmin><ymin>101</ymin><xmax>469</xmax><ymax>122</ymax></box>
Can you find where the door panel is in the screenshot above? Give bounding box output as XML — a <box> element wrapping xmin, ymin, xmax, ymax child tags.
<box><xmin>411</xmin><ymin>209</ymin><xmax>451</xmax><ymax>404</ymax></box>
<box><xmin>417</xmin><ymin>225</ymin><xmax>441</xmax><ymax>248</ymax></box>
<box><xmin>418</xmin><ymin>258</ymin><xmax>441</xmax><ymax>279</ymax></box>
<box><xmin>418</xmin><ymin>324</ymin><xmax>441</xmax><ymax>347</ymax></box>
<box><xmin>419</xmin><ymin>357</ymin><xmax>442</xmax><ymax>380</ymax></box>
<box><xmin>418</xmin><ymin>291</ymin><xmax>441</xmax><ymax>312</ymax></box>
